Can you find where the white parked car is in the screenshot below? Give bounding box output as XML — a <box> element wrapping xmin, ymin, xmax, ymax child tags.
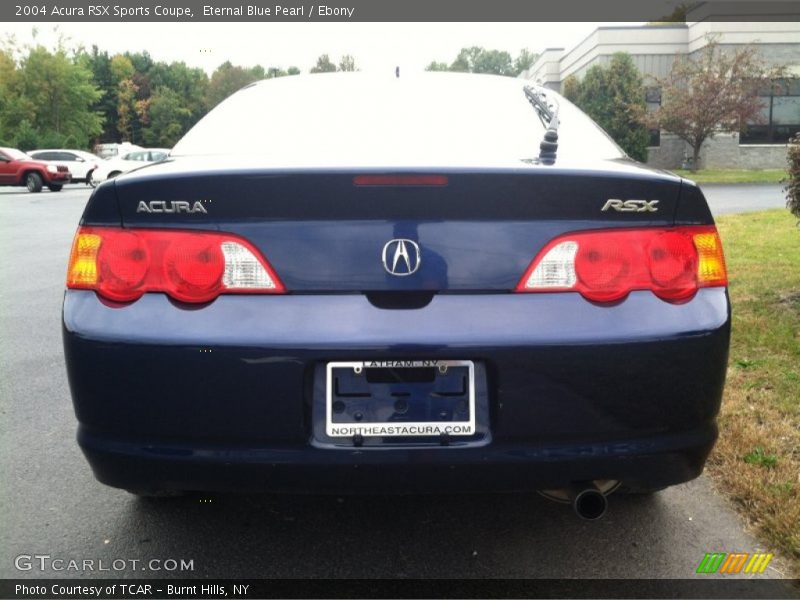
<box><xmin>93</xmin><ymin>142</ymin><xmax>143</xmax><ymax>160</ymax></box>
<box><xmin>28</xmin><ymin>149</ymin><xmax>103</xmax><ymax>185</ymax></box>
<box><xmin>91</xmin><ymin>148</ymin><xmax>170</xmax><ymax>185</ymax></box>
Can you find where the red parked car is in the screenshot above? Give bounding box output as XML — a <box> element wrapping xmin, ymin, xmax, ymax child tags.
<box><xmin>0</xmin><ymin>147</ymin><xmax>71</xmax><ymax>192</ymax></box>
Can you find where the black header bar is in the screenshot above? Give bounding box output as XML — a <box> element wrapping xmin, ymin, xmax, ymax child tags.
<box><xmin>3</xmin><ymin>0</ymin><xmax>800</xmax><ymax>22</ymax></box>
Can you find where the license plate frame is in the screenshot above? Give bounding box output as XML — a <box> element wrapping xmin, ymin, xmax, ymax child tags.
<box><xmin>325</xmin><ymin>360</ymin><xmax>476</xmax><ymax>438</ymax></box>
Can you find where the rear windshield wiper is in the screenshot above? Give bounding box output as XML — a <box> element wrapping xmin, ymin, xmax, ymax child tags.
<box><xmin>523</xmin><ymin>86</ymin><xmax>560</xmax><ymax>164</ymax></box>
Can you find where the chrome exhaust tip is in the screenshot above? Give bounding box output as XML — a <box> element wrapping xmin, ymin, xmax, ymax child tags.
<box><xmin>572</xmin><ymin>485</ymin><xmax>608</xmax><ymax>520</ymax></box>
<box><xmin>538</xmin><ymin>480</ymin><xmax>617</xmax><ymax>520</ymax></box>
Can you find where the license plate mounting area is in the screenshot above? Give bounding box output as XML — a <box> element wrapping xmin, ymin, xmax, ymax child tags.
<box><xmin>312</xmin><ymin>360</ymin><xmax>490</xmax><ymax>448</ymax></box>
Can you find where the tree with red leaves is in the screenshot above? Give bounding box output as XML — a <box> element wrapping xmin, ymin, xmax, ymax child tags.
<box><xmin>648</xmin><ymin>39</ymin><xmax>784</xmax><ymax>171</ymax></box>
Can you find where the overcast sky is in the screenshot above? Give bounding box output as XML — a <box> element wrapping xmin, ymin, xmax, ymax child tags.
<box><xmin>3</xmin><ymin>22</ymin><xmax>630</xmax><ymax>74</ymax></box>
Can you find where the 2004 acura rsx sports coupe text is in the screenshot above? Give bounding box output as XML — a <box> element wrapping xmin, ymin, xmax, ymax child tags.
<box><xmin>63</xmin><ymin>72</ymin><xmax>730</xmax><ymax>519</ymax></box>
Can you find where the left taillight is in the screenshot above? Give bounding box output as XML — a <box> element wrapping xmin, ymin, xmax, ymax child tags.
<box><xmin>515</xmin><ymin>226</ymin><xmax>727</xmax><ymax>303</ymax></box>
<box><xmin>66</xmin><ymin>227</ymin><xmax>285</xmax><ymax>303</ymax></box>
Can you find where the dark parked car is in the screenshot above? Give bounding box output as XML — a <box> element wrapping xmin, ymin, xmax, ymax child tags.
<box><xmin>0</xmin><ymin>147</ymin><xmax>70</xmax><ymax>192</ymax></box>
<box><xmin>63</xmin><ymin>73</ymin><xmax>730</xmax><ymax>519</ymax></box>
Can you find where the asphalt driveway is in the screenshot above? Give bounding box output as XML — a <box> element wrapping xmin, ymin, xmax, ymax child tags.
<box><xmin>700</xmin><ymin>183</ymin><xmax>786</xmax><ymax>216</ymax></box>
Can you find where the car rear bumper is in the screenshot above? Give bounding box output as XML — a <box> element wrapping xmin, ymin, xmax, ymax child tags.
<box><xmin>63</xmin><ymin>288</ymin><xmax>730</xmax><ymax>493</ymax></box>
<box><xmin>78</xmin><ymin>424</ymin><xmax>717</xmax><ymax>494</ymax></box>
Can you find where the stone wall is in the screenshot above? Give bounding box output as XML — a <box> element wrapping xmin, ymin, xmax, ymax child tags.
<box><xmin>700</xmin><ymin>133</ymin><xmax>742</xmax><ymax>169</ymax></box>
<box><xmin>647</xmin><ymin>134</ymin><xmax>689</xmax><ymax>169</ymax></box>
<box><xmin>646</xmin><ymin>132</ymin><xmax>789</xmax><ymax>170</ymax></box>
<box><xmin>739</xmin><ymin>144</ymin><xmax>791</xmax><ymax>170</ymax></box>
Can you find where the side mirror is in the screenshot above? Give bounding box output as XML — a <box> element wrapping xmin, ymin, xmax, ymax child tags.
<box><xmin>76</xmin><ymin>157</ymin><xmax>85</xmax><ymax>162</ymax></box>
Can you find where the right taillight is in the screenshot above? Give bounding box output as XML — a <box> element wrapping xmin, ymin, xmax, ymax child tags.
<box><xmin>515</xmin><ymin>226</ymin><xmax>727</xmax><ymax>303</ymax></box>
<box><xmin>66</xmin><ymin>227</ymin><xmax>285</xmax><ymax>303</ymax></box>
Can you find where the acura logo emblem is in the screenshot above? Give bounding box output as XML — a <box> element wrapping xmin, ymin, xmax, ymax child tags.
<box><xmin>382</xmin><ymin>239</ymin><xmax>421</xmax><ymax>276</ymax></box>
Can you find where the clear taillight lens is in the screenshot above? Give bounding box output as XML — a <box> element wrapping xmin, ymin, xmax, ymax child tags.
<box><xmin>516</xmin><ymin>226</ymin><xmax>727</xmax><ymax>303</ymax></box>
<box><xmin>67</xmin><ymin>227</ymin><xmax>285</xmax><ymax>303</ymax></box>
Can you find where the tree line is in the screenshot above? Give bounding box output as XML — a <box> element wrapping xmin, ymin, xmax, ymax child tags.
<box><xmin>426</xmin><ymin>46</ymin><xmax>537</xmax><ymax>78</ymax></box>
<box><xmin>0</xmin><ymin>41</ymin><xmax>539</xmax><ymax>153</ymax></box>
<box><xmin>0</xmin><ymin>40</ymin><xmax>544</xmax><ymax>155</ymax></box>
<box><xmin>0</xmin><ymin>38</ymin><xmax>364</xmax><ymax>151</ymax></box>
<box><xmin>1</xmin><ymin>36</ymin><xmax>783</xmax><ymax>171</ymax></box>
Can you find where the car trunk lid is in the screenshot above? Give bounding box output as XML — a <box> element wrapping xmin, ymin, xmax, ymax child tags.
<box><xmin>111</xmin><ymin>165</ymin><xmax>683</xmax><ymax>292</ymax></box>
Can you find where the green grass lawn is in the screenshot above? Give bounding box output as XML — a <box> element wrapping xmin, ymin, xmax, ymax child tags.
<box><xmin>673</xmin><ymin>169</ymin><xmax>787</xmax><ymax>184</ymax></box>
<box><xmin>708</xmin><ymin>209</ymin><xmax>800</xmax><ymax>574</ymax></box>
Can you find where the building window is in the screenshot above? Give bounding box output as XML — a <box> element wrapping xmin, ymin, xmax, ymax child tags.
<box><xmin>740</xmin><ymin>78</ymin><xmax>800</xmax><ymax>144</ymax></box>
<box><xmin>645</xmin><ymin>87</ymin><xmax>661</xmax><ymax>147</ymax></box>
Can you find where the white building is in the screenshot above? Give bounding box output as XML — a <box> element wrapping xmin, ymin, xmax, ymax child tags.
<box><xmin>521</xmin><ymin>18</ymin><xmax>800</xmax><ymax>169</ymax></box>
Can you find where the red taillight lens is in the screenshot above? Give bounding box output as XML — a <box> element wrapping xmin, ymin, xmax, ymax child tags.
<box><xmin>67</xmin><ymin>227</ymin><xmax>285</xmax><ymax>303</ymax></box>
<box><xmin>574</xmin><ymin>238</ymin><xmax>635</xmax><ymax>302</ymax></box>
<box><xmin>164</xmin><ymin>235</ymin><xmax>225</xmax><ymax>303</ymax></box>
<box><xmin>647</xmin><ymin>232</ymin><xmax>698</xmax><ymax>300</ymax></box>
<box><xmin>96</xmin><ymin>231</ymin><xmax>149</xmax><ymax>302</ymax></box>
<box><xmin>516</xmin><ymin>226</ymin><xmax>727</xmax><ymax>303</ymax></box>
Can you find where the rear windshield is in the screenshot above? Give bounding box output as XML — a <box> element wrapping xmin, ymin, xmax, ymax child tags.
<box><xmin>172</xmin><ymin>72</ymin><xmax>624</xmax><ymax>166</ymax></box>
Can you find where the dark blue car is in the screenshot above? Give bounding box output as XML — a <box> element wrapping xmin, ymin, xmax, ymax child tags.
<box><xmin>63</xmin><ymin>73</ymin><xmax>730</xmax><ymax>519</ymax></box>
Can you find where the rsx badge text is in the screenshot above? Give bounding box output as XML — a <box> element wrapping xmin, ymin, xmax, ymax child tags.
<box><xmin>602</xmin><ymin>199</ymin><xmax>659</xmax><ymax>212</ymax></box>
